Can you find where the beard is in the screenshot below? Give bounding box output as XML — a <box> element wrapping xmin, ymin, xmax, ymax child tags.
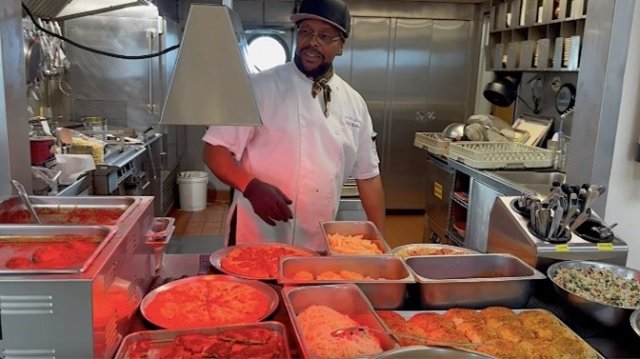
<box><xmin>294</xmin><ymin>51</ymin><xmax>332</xmax><ymax>80</ymax></box>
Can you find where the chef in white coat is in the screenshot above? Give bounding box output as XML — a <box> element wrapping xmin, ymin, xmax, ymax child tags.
<box><xmin>202</xmin><ymin>0</ymin><xmax>385</xmax><ymax>252</ymax></box>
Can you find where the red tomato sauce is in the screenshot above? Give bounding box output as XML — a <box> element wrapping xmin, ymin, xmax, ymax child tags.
<box><xmin>0</xmin><ymin>208</ymin><xmax>124</xmax><ymax>225</ymax></box>
<box><xmin>1</xmin><ymin>236</ymin><xmax>99</xmax><ymax>270</ymax></box>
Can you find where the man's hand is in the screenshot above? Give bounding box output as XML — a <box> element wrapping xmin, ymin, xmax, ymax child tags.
<box><xmin>243</xmin><ymin>178</ymin><xmax>293</xmax><ymax>226</ymax></box>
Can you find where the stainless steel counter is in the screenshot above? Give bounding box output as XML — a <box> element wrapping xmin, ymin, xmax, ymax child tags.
<box><xmin>144</xmin><ymin>250</ymin><xmax>639</xmax><ymax>359</ymax></box>
<box><xmin>54</xmin><ymin>133</ymin><xmax>162</xmax><ymax>197</ymax></box>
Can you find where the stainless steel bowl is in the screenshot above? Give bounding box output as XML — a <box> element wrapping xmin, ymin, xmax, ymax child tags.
<box><xmin>442</xmin><ymin>123</ymin><xmax>465</xmax><ymax>140</ymax></box>
<box><xmin>373</xmin><ymin>346</ymin><xmax>493</xmax><ymax>359</ymax></box>
<box><xmin>547</xmin><ymin>260</ymin><xmax>640</xmax><ymax>327</ymax></box>
<box><xmin>631</xmin><ymin>309</ymin><xmax>640</xmax><ymax>338</ymax></box>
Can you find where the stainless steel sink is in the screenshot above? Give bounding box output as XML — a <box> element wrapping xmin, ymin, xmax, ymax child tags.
<box><xmin>492</xmin><ymin>171</ymin><xmax>566</xmax><ymax>195</ymax></box>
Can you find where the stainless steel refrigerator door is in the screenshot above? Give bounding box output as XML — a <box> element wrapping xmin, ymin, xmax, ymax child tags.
<box><xmin>335</xmin><ymin>14</ymin><xmax>475</xmax><ymax>210</ymax></box>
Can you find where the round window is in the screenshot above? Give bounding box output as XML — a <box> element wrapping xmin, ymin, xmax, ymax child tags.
<box><xmin>247</xmin><ymin>35</ymin><xmax>287</xmax><ymax>72</ymax></box>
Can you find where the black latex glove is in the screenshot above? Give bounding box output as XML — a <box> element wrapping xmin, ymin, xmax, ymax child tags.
<box><xmin>242</xmin><ymin>178</ymin><xmax>293</xmax><ymax>226</ymax></box>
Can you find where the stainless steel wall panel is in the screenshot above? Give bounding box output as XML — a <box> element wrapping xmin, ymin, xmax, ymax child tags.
<box><xmin>384</xmin><ymin>18</ymin><xmax>434</xmax><ymax>209</ymax></box>
<box><xmin>346</xmin><ymin>1</ymin><xmax>476</xmax><ymax>20</ymax></box>
<box><xmin>427</xmin><ymin>19</ymin><xmax>472</xmax><ymax>125</ymax></box>
<box><xmin>65</xmin><ymin>10</ymin><xmax>162</xmax><ymax>130</ymax></box>
<box><xmin>346</xmin><ymin>17</ymin><xmax>393</xmax><ymax>167</ymax></box>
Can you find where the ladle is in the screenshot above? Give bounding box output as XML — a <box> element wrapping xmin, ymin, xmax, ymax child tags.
<box><xmin>331</xmin><ymin>326</ymin><xmax>479</xmax><ymax>349</ymax></box>
<box><xmin>10</xmin><ymin>179</ymin><xmax>42</xmax><ymax>224</ymax></box>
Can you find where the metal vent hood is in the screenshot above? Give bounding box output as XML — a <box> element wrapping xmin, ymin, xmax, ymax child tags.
<box><xmin>160</xmin><ymin>5</ymin><xmax>262</xmax><ymax>126</ymax></box>
<box><xmin>22</xmin><ymin>0</ymin><xmax>150</xmax><ymax>20</ymax></box>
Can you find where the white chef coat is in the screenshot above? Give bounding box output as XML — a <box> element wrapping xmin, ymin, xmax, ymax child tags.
<box><xmin>202</xmin><ymin>62</ymin><xmax>380</xmax><ymax>252</ymax></box>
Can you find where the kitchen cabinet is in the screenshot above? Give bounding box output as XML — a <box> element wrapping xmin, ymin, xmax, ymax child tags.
<box><xmin>423</xmin><ymin>154</ymin><xmax>525</xmax><ymax>251</ymax></box>
<box><xmin>423</xmin><ymin>158</ymin><xmax>455</xmax><ymax>244</ymax></box>
<box><xmin>487</xmin><ymin>0</ymin><xmax>587</xmax><ymax>72</ymax></box>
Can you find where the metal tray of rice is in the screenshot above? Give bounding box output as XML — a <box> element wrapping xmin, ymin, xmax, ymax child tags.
<box><xmin>282</xmin><ymin>284</ymin><xmax>399</xmax><ymax>358</ymax></box>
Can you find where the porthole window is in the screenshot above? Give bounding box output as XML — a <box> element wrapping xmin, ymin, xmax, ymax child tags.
<box><xmin>247</xmin><ymin>35</ymin><xmax>288</xmax><ymax>73</ymax></box>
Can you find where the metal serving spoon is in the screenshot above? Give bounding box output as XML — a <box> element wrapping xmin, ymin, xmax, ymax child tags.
<box><xmin>331</xmin><ymin>326</ymin><xmax>479</xmax><ymax>349</ymax></box>
<box><xmin>10</xmin><ymin>179</ymin><xmax>42</xmax><ymax>224</ymax></box>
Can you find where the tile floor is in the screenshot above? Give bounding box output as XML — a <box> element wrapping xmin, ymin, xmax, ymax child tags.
<box><xmin>169</xmin><ymin>201</ymin><xmax>230</xmax><ymax>236</ymax></box>
<box><xmin>170</xmin><ymin>201</ymin><xmax>424</xmax><ymax>248</ymax></box>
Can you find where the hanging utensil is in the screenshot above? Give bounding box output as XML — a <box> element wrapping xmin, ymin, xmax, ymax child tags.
<box><xmin>10</xmin><ymin>180</ymin><xmax>42</xmax><ymax>224</ymax></box>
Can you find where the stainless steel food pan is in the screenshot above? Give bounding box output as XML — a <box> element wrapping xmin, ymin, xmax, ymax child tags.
<box><xmin>394</xmin><ymin>309</ymin><xmax>603</xmax><ymax>359</ymax></box>
<box><xmin>282</xmin><ymin>284</ymin><xmax>398</xmax><ymax>358</ymax></box>
<box><xmin>0</xmin><ymin>225</ymin><xmax>117</xmax><ymax>274</ymax></box>
<box><xmin>320</xmin><ymin>221</ymin><xmax>391</xmax><ymax>255</ymax></box>
<box><xmin>0</xmin><ymin>196</ymin><xmax>140</xmax><ymax>225</ymax></box>
<box><xmin>114</xmin><ymin>321</ymin><xmax>291</xmax><ymax>359</ymax></box>
<box><xmin>390</xmin><ymin>243</ymin><xmax>478</xmax><ymax>258</ymax></box>
<box><xmin>548</xmin><ymin>260</ymin><xmax>640</xmax><ymax>327</ymax></box>
<box><xmin>406</xmin><ymin>254</ymin><xmax>546</xmax><ymax>309</ymax></box>
<box><xmin>278</xmin><ymin>256</ymin><xmax>414</xmax><ymax>309</ymax></box>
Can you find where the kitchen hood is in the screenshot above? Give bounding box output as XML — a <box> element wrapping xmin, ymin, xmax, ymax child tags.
<box><xmin>160</xmin><ymin>5</ymin><xmax>262</xmax><ymax>126</ymax></box>
<box><xmin>22</xmin><ymin>0</ymin><xmax>150</xmax><ymax>20</ymax></box>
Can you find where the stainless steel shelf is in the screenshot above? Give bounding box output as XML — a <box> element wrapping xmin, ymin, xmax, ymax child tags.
<box><xmin>450</xmin><ymin>195</ymin><xmax>468</xmax><ymax>209</ymax></box>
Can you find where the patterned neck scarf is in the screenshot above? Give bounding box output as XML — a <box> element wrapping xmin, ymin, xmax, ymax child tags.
<box><xmin>311</xmin><ymin>65</ymin><xmax>334</xmax><ymax>118</ymax></box>
<box><xmin>294</xmin><ymin>58</ymin><xmax>334</xmax><ymax>117</ymax></box>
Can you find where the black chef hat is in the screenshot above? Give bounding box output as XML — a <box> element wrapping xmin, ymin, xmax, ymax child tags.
<box><xmin>291</xmin><ymin>0</ymin><xmax>351</xmax><ymax>38</ymax></box>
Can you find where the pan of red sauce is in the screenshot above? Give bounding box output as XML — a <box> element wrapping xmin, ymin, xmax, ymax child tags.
<box><xmin>0</xmin><ymin>196</ymin><xmax>140</xmax><ymax>225</ymax></box>
<box><xmin>0</xmin><ymin>225</ymin><xmax>117</xmax><ymax>274</ymax></box>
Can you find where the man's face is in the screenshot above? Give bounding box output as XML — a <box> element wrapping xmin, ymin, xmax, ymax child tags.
<box><xmin>294</xmin><ymin>19</ymin><xmax>344</xmax><ymax>76</ymax></box>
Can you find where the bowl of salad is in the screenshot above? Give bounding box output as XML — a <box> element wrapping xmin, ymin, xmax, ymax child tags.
<box><xmin>547</xmin><ymin>260</ymin><xmax>640</xmax><ymax>327</ymax></box>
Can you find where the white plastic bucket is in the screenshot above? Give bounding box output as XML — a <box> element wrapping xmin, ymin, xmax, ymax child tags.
<box><xmin>177</xmin><ymin>171</ymin><xmax>208</xmax><ymax>211</ymax></box>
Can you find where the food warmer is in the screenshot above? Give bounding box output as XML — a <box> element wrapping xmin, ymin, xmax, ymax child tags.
<box><xmin>0</xmin><ymin>196</ymin><xmax>172</xmax><ymax>358</ymax></box>
<box><xmin>487</xmin><ymin>196</ymin><xmax>628</xmax><ymax>271</ymax></box>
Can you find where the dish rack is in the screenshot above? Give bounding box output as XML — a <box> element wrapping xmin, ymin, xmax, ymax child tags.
<box><xmin>448</xmin><ymin>142</ymin><xmax>553</xmax><ymax>169</ymax></box>
<box><xmin>414</xmin><ymin>132</ymin><xmax>452</xmax><ymax>156</ymax></box>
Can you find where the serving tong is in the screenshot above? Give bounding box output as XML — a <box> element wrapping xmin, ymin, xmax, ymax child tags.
<box><xmin>331</xmin><ymin>326</ymin><xmax>480</xmax><ymax>349</ymax></box>
<box><xmin>10</xmin><ymin>179</ymin><xmax>42</xmax><ymax>224</ymax></box>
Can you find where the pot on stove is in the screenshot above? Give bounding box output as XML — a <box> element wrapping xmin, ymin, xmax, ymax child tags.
<box><xmin>81</xmin><ymin>116</ymin><xmax>107</xmax><ymax>132</ymax></box>
<box><xmin>29</xmin><ymin>137</ymin><xmax>55</xmax><ymax>165</ymax></box>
